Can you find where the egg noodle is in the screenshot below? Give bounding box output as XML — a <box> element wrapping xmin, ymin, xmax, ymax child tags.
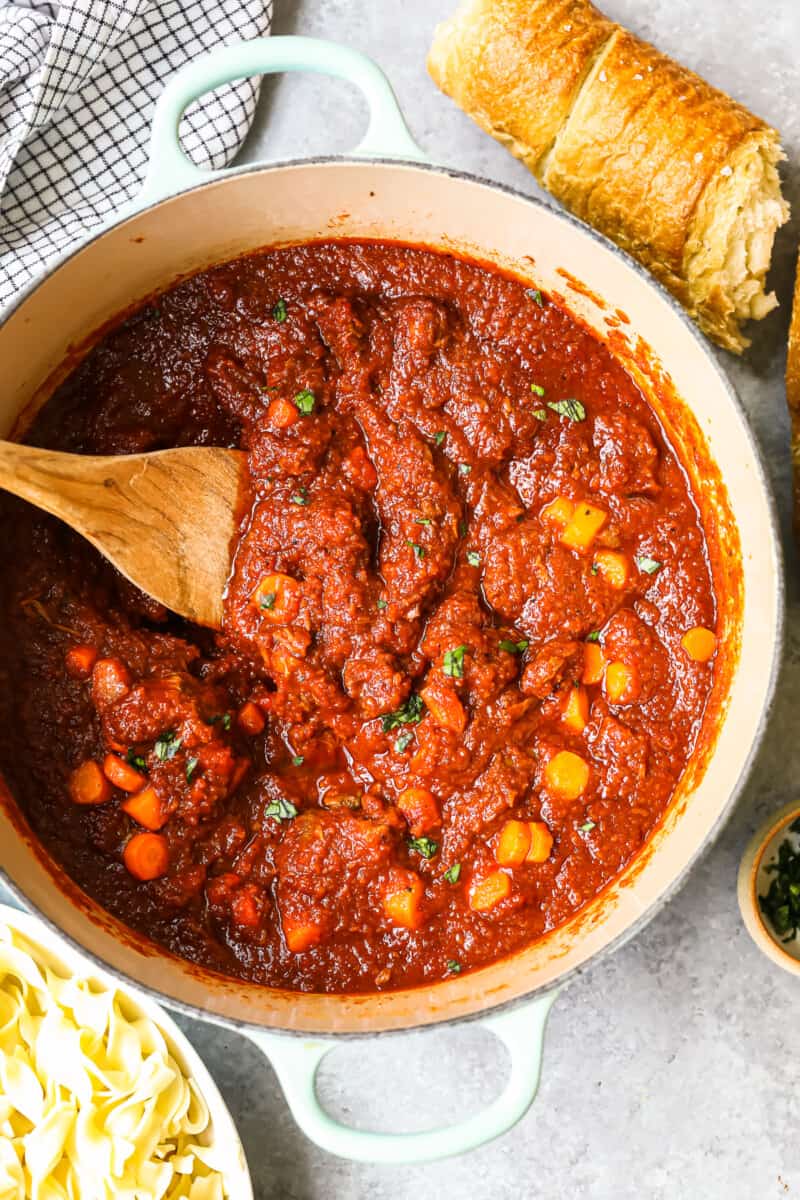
<box><xmin>0</xmin><ymin>921</ymin><xmax>228</xmax><ymax>1199</ymax></box>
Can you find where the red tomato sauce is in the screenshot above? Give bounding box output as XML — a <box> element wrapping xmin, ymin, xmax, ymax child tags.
<box><xmin>0</xmin><ymin>242</ymin><xmax>719</xmax><ymax>993</ymax></box>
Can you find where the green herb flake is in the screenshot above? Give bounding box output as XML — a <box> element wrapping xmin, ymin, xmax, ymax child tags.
<box><xmin>265</xmin><ymin>796</ymin><xmax>298</xmax><ymax>823</ymax></box>
<box><xmin>590</xmin><ymin>563</ymin><xmax>599</xmax><ymax>576</ymax></box>
<box><xmin>635</xmin><ymin>555</ymin><xmax>662</xmax><ymax>576</ymax></box>
<box><xmin>459</xmin><ymin>520</ymin><xmax>468</xmax><ymax>538</ymax></box>
<box><xmin>407</xmin><ymin>540</ymin><xmax>426</xmax><ymax>561</ymax></box>
<box><xmin>376</xmin><ymin>598</ymin><xmax>388</xmax><ymax>611</ymax></box>
<box><xmin>291</xmin><ymin>487</ymin><xmax>310</xmax><ymax>506</ymax></box>
<box><xmin>154</xmin><ymin>731</ymin><xmax>182</xmax><ymax>762</ymax></box>
<box><xmin>527</xmin><ymin>288</ymin><xmax>544</xmax><ymax>307</ymax></box>
<box><xmin>458</xmin><ymin>463</ymin><xmax>471</xmax><ymax>476</ymax></box>
<box><xmin>272</xmin><ymin>298</ymin><xmax>288</xmax><ymax>322</ymax></box>
<box><xmin>434</xmin><ymin>431</ymin><xmax>446</xmax><ymax>446</ymax></box>
<box><xmin>443</xmin><ymin>644</ymin><xmax>467</xmax><ymax>678</ymax></box>
<box><xmin>416</xmin><ymin>517</ymin><xmax>433</xmax><ymax>527</ymax></box>
<box><xmin>260</xmin><ymin>592</ymin><xmax>277</xmax><ymax>611</ymax></box>
<box><xmin>443</xmin><ymin>862</ymin><xmax>462</xmax><ymax>884</ymax></box>
<box><xmin>580</xmin><ymin>820</ymin><xmax>596</xmax><ymax>833</ymax></box>
<box><xmin>447</xmin><ymin>959</ymin><xmax>462</xmax><ymax>974</ymax></box>
<box><xmin>395</xmin><ymin>730</ymin><xmax>414</xmax><ymax>754</ymax></box>
<box><xmin>499</xmin><ymin>638</ymin><xmax>529</xmax><ymax>655</ymax></box>
<box><xmin>291</xmin><ymin>755</ymin><xmax>304</xmax><ymax>767</ymax></box>
<box><xmin>532</xmin><ymin>408</ymin><xmax>547</xmax><ymax>421</ymax></box>
<box><xmin>408</xmin><ymin>835</ymin><xmax>439</xmax><ymax>859</ymax></box>
<box><xmin>125</xmin><ymin>749</ymin><xmax>148</xmax><ymax>774</ymax></box>
<box><xmin>547</xmin><ymin>398</ymin><xmax>586</xmax><ymax>422</ymax></box>
<box><xmin>186</xmin><ymin>756</ymin><xmax>200</xmax><ymax>783</ymax></box>
<box><xmin>760</xmin><ymin>829</ymin><xmax>800</xmax><ymax>942</ymax></box>
<box><xmin>381</xmin><ymin>693</ymin><xmax>424</xmax><ymax>733</ymax></box>
<box><xmin>466</xmin><ymin>550</ymin><xmax>481</xmax><ymax>567</ymax></box>
<box><xmin>586</xmin><ymin>631</ymin><xmax>601</xmax><ymax>643</ymax></box>
<box><xmin>294</xmin><ymin>389</ymin><xmax>316</xmax><ymax>415</ymax></box>
<box><xmin>530</xmin><ymin>383</ymin><xmax>545</xmax><ymax>397</ymax></box>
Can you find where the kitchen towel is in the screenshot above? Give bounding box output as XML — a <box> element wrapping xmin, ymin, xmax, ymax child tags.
<box><xmin>0</xmin><ymin>0</ymin><xmax>272</xmax><ymax>310</ymax></box>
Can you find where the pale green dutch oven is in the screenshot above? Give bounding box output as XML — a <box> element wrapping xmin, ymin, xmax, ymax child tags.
<box><xmin>0</xmin><ymin>36</ymin><xmax>782</xmax><ymax>1167</ymax></box>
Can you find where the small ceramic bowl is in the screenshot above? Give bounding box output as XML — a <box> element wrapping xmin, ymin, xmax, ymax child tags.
<box><xmin>738</xmin><ymin>801</ymin><xmax>800</xmax><ymax>975</ymax></box>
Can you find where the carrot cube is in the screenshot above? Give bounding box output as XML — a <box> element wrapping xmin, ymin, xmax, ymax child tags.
<box><xmin>69</xmin><ymin>760</ymin><xmax>112</xmax><ymax>806</ymax></box>
<box><xmin>121</xmin><ymin>785</ymin><xmax>167</xmax><ymax>831</ymax></box>
<box><xmin>91</xmin><ymin>658</ymin><xmax>131</xmax><ymax>709</ymax></box>
<box><xmin>397</xmin><ymin>787</ymin><xmax>440</xmax><ymax>836</ymax></box>
<box><xmin>541</xmin><ymin>496</ymin><xmax>575</xmax><ymax>529</ymax></box>
<box><xmin>64</xmin><ymin>644</ymin><xmax>98</xmax><ymax>680</ymax></box>
<box><xmin>544</xmin><ymin>750</ymin><xmax>590</xmax><ymax>800</ymax></box>
<box><xmin>282</xmin><ymin>915</ymin><xmax>323</xmax><ymax>952</ymax></box>
<box><xmin>582</xmin><ymin>641</ymin><xmax>605</xmax><ymax>686</ymax></box>
<box><xmin>496</xmin><ymin>819</ymin><xmax>532</xmax><ymax>867</ymax></box>
<box><xmin>420</xmin><ymin>677</ymin><xmax>467</xmax><ymax>735</ymax></box>
<box><xmin>681</xmin><ymin>626</ymin><xmax>717</xmax><ymax>662</ymax></box>
<box><xmin>562</xmin><ymin>685</ymin><xmax>589</xmax><ymax>733</ymax></box>
<box><xmin>560</xmin><ymin>503</ymin><xmax>608</xmax><ymax>553</ymax></box>
<box><xmin>593</xmin><ymin>549</ymin><xmax>629</xmax><ymax>588</ymax></box>
<box><xmin>383</xmin><ymin>875</ymin><xmax>424</xmax><ymax>929</ymax></box>
<box><xmin>526</xmin><ymin>822</ymin><xmax>554</xmax><ymax>863</ymax></box>
<box><xmin>604</xmin><ymin>661</ymin><xmax>640</xmax><ymax>704</ymax></box>
<box><xmin>469</xmin><ymin>870</ymin><xmax>511</xmax><ymax>913</ymax></box>
<box><xmin>238</xmin><ymin>701</ymin><xmax>266</xmax><ymax>735</ymax></box>
<box><xmin>251</xmin><ymin>572</ymin><xmax>302</xmax><ymax>624</ymax></box>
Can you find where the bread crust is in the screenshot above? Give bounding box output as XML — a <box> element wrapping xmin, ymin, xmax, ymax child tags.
<box><xmin>428</xmin><ymin>0</ymin><xmax>788</xmax><ymax>353</ymax></box>
<box><xmin>786</xmin><ymin>256</ymin><xmax>800</xmax><ymax>533</ymax></box>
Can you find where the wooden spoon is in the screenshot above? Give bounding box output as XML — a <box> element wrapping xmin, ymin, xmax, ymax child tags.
<box><xmin>0</xmin><ymin>441</ymin><xmax>246</xmax><ymax>629</ymax></box>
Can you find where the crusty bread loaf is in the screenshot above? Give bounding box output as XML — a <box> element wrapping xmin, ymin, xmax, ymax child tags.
<box><xmin>428</xmin><ymin>0</ymin><xmax>789</xmax><ymax>352</ymax></box>
<box><xmin>786</xmin><ymin>257</ymin><xmax>800</xmax><ymax>532</ymax></box>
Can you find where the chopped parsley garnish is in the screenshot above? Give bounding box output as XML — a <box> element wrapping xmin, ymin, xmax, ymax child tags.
<box><xmin>381</xmin><ymin>693</ymin><xmax>423</xmax><ymax>732</ymax></box>
<box><xmin>395</xmin><ymin>730</ymin><xmax>414</xmax><ymax>754</ymax></box>
<box><xmin>209</xmin><ymin>712</ymin><xmax>232</xmax><ymax>731</ymax></box>
<box><xmin>294</xmin><ymin>388</ymin><xmax>316</xmax><ymax>415</ymax></box>
<box><xmin>291</xmin><ymin>755</ymin><xmax>304</xmax><ymax>766</ymax></box>
<box><xmin>530</xmin><ymin>382</ymin><xmax>545</xmax><ymax>397</ymax></box>
<box><xmin>126</xmin><ymin>749</ymin><xmax>147</xmax><ymax>773</ymax></box>
<box><xmin>265</xmin><ymin>796</ymin><xmax>298</xmax><ymax>823</ymax></box>
<box><xmin>458</xmin><ymin>463</ymin><xmax>471</xmax><ymax>476</ymax></box>
<box><xmin>447</xmin><ymin>959</ymin><xmax>462</xmax><ymax>974</ymax></box>
<box><xmin>466</xmin><ymin>550</ymin><xmax>480</xmax><ymax>567</ymax></box>
<box><xmin>408</xmin><ymin>835</ymin><xmax>439</xmax><ymax>859</ymax></box>
<box><xmin>272</xmin><ymin>298</ymin><xmax>288</xmax><ymax>322</ymax></box>
<box><xmin>527</xmin><ymin>288</ymin><xmax>544</xmax><ymax>306</ymax></box>
<box><xmin>260</xmin><ymin>592</ymin><xmax>277</xmax><ymax>610</ymax></box>
<box><xmin>291</xmin><ymin>487</ymin><xmax>310</xmax><ymax>506</ymax></box>
<box><xmin>434</xmin><ymin>431</ymin><xmax>446</xmax><ymax>446</ymax></box>
<box><xmin>499</xmin><ymin>638</ymin><xmax>528</xmax><ymax>654</ymax></box>
<box><xmin>586</xmin><ymin>631</ymin><xmax>601</xmax><ymax>643</ymax></box>
<box><xmin>416</xmin><ymin>517</ymin><xmax>432</xmax><ymax>526</ymax></box>
<box><xmin>547</xmin><ymin>398</ymin><xmax>586</xmax><ymax>422</ymax></box>
<box><xmin>377</xmin><ymin>598</ymin><xmax>388</xmax><ymax>611</ymax></box>
<box><xmin>407</xmin><ymin>540</ymin><xmax>426</xmax><ymax>560</ymax></box>
<box><xmin>459</xmin><ymin>519</ymin><xmax>468</xmax><ymax>538</ymax></box>
<box><xmin>635</xmin><ymin>555</ymin><xmax>662</xmax><ymax>575</ymax></box>
<box><xmin>443</xmin><ymin>644</ymin><xmax>467</xmax><ymax>678</ymax></box>
<box><xmin>154</xmin><ymin>731</ymin><xmax>182</xmax><ymax>762</ymax></box>
<box><xmin>590</xmin><ymin>563</ymin><xmax>599</xmax><ymax>576</ymax></box>
<box><xmin>580</xmin><ymin>820</ymin><xmax>596</xmax><ymax>833</ymax></box>
<box><xmin>186</xmin><ymin>756</ymin><xmax>199</xmax><ymax>782</ymax></box>
<box><xmin>532</xmin><ymin>408</ymin><xmax>547</xmax><ymax>420</ymax></box>
<box><xmin>759</xmin><ymin>820</ymin><xmax>800</xmax><ymax>942</ymax></box>
<box><xmin>443</xmin><ymin>862</ymin><xmax>462</xmax><ymax>884</ymax></box>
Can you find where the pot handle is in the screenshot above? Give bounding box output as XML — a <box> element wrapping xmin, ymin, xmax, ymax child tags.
<box><xmin>245</xmin><ymin>990</ymin><xmax>558</xmax><ymax>1164</ymax></box>
<box><xmin>138</xmin><ymin>36</ymin><xmax>427</xmax><ymax>208</ymax></box>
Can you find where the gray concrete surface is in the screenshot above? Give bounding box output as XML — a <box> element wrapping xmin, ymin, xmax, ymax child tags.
<box><xmin>6</xmin><ymin>2</ymin><xmax>800</xmax><ymax>1196</ymax></box>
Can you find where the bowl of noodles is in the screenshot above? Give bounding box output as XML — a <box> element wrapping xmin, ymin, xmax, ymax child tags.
<box><xmin>0</xmin><ymin>903</ymin><xmax>252</xmax><ymax>1199</ymax></box>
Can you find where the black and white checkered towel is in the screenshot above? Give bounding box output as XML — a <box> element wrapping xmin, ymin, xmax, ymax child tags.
<box><xmin>0</xmin><ymin>0</ymin><xmax>272</xmax><ymax>309</ymax></box>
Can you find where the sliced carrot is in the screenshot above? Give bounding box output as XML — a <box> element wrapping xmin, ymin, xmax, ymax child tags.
<box><xmin>469</xmin><ymin>870</ymin><xmax>511</xmax><ymax>913</ymax></box>
<box><xmin>562</xmin><ymin>685</ymin><xmax>589</xmax><ymax>733</ymax></box>
<box><xmin>69</xmin><ymin>760</ymin><xmax>112</xmax><ymax>806</ymax></box>
<box><xmin>526</xmin><ymin>821</ymin><xmax>554</xmax><ymax>864</ymax></box>
<box><xmin>397</xmin><ymin>787</ymin><xmax>439</xmax><ymax>836</ymax></box>
<box><xmin>121</xmin><ymin>785</ymin><xmax>167</xmax><ymax>831</ymax></box>
<box><xmin>238</xmin><ymin>700</ymin><xmax>266</xmax><ymax>735</ymax></box>
<box><xmin>251</xmin><ymin>572</ymin><xmax>302</xmax><ymax>624</ymax></box>
<box><xmin>123</xmin><ymin>832</ymin><xmax>169</xmax><ymax>881</ymax></box>
<box><xmin>383</xmin><ymin>875</ymin><xmax>425</xmax><ymax>929</ymax></box>
<box><xmin>681</xmin><ymin>626</ymin><xmax>717</xmax><ymax>662</ymax></box>
<box><xmin>103</xmin><ymin>753</ymin><xmax>146</xmax><ymax>793</ymax></box>
<box><xmin>544</xmin><ymin>750</ymin><xmax>590</xmax><ymax>800</ymax></box>
<box><xmin>64</xmin><ymin>644</ymin><xmax>97</xmax><ymax>680</ymax></box>
<box><xmin>91</xmin><ymin>658</ymin><xmax>131</xmax><ymax>708</ymax></box>
<box><xmin>267</xmin><ymin>395</ymin><xmax>301</xmax><ymax>429</ymax></box>
<box><xmin>593</xmin><ymin>549</ymin><xmax>629</xmax><ymax>588</ymax></box>
<box><xmin>496</xmin><ymin>819</ymin><xmax>532</xmax><ymax>867</ymax></box>
<box><xmin>604</xmin><ymin>660</ymin><xmax>640</xmax><ymax>705</ymax></box>
<box><xmin>560</xmin><ymin>502</ymin><xmax>608</xmax><ymax>553</ymax></box>
<box><xmin>582</xmin><ymin>641</ymin><xmax>606</xmax><ymax>686</ymax></box>
<box><xmin>283</xmin><ymin>915</ymin><xmax>323</xmax><ymax>952</ymax></box>
<box><xmin>420</xmin><ymin>677</ymin><xmax>466</xmax><ymax>735</ymax></box>
<box><xmin>541</xmin><ymin>496</ymin><xmax>574</xmax><ymax>529</ymax></box>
